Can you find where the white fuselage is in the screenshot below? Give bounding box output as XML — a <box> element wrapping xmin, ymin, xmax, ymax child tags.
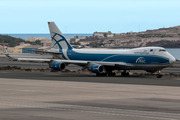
<box><xmin>50</xmin><ymin>46</ymin><xmax>176</xmax><ymax>70</ymax></box>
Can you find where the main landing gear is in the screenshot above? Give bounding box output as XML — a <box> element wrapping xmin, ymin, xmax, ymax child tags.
<box><xmin>96</xmin><ymin>73</ymin><xmax>107</xmax><ymax>76</ymax></box>
<box><xmin>96</xmin><ymin>70</ymin><xmax>130</xmax><ymax>77</ymax></box>
<box><xmin>156</xmin><ymin>70</ymin><xmax>162</xmax><ymax>78</ymax></box>
<box><xmin>121</xmin><ymin>70</ymin><xmax>129</xmax><ymax>77</ymax></box>
<box><xmin>107</xmin><ymin>71</ymin><xmax>116</xmax><ymax>76</ymax></box>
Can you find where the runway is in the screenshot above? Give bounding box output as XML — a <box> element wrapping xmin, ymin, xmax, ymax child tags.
<box><xmin>1</xmin><ymin>71</ymin><xmax>180</xmax><ymax>120</ymax></box>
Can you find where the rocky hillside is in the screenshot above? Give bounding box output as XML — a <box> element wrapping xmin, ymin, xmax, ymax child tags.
<box><xmin>80</xmin><ymin>26</ymin><xmax>180</xmax><ymax>48</ymax></box>
<box><xmin>104</xmin><ymin>26</ymin><xmax>180</xmax><ymax>48</ymax></box>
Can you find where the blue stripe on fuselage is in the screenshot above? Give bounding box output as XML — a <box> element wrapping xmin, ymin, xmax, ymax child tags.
<box><xmin>65</xmin><ymin>50</ymin><xmax>169</xmax><ymax>64</ymax></box>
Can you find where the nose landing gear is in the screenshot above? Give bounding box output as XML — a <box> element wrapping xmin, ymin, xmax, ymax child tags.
<box><xmin>156</xmin><ymin>70</ymin><xmax>162</xmax><ymax>78</ymax></box>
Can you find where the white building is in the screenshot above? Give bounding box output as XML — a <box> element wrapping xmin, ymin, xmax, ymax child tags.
<box><xmin>93</xmin><ymin>31</ymin><xmax>112</xmax><ymax>38</ymax></box>
<box><xmin>27</xmin><ymin>37</ymin><xmax>52</xmax><ymax>47</ymax></box>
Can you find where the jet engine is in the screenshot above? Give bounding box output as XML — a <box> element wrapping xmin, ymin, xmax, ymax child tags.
<box><xmin>52</xmin><ymin>62</ymin><xmax>66</xmax><ymax>70</ymax></box>
<box><xmin>91</xmin><ymin>64</ymin><xmax>105</xmax><ymax>73</ymax></box>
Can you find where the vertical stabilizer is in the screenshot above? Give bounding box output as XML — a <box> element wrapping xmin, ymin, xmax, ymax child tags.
<box><xmin>48</xmin><ymin>22</ymin><xmax>73</xmax><ymax>50</ymax></box>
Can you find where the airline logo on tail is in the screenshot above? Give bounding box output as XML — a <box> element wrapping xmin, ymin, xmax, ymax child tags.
<box><xmin>51</xmin><ymin>32</ymin><xmax>72</xmax><ymax>50</ymax></box>
<box><xmin>48</xmin><ymin>22</ymin><xmax>73</xmax><ymax>50</ymax></box>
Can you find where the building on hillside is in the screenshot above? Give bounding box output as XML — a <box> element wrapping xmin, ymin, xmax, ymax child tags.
<box><xmin>43</xmin><ymin>42</ymin><xmax>52</xmax><ymax>47</ymax></box>
<box><xmin>12</xmin><ymin>42</ymin><xmax>41</xmax><ymax>53</ymax></box>
<box><xmin>13</xmin><ymin>43</ymin><xmax>30</xmax><ymax>53</ymax></box>
<box><xmin>0</xmin><ymin>43</ymin><xmax>9</xmax><ymax>47</ymax></box>
<box><xmin>0</xmin><ymin>46</ymin><xmax>4</xmax><ymax>55</ymax></box>
<box><xmin>74</xmin><ymin>35</ymin><xmax>86</xmax><ymax>43</ymax></box>
<box><xmin>93</xmin><ymin>31</ymin><xmax>112</xmax><ymax>38</ymax></box>
<box><xmin>27</xmin><ymin>36</ymin><xmax>35</xmax><ymax>41</ymax></box>
<box><xmin>27</xmin><ymin>36</ymin><xmax>52</xmax><ymax>47</ymax></box>
<box><xmin>127</xmin><ymin>31</ymin><xmax>133</xmax><ymax>35</ymax></box>
<box><xmin>107</xmin><ymin>34</ymin><xmax>114</xmax><ymax>37</ymax></box>
<box><xmin>79</xmin><ymin>41</ymin><xmax>90</xmax><ymax>45</ymax></box>
<box><xmin>22</xmin><ymin>45</ymin><xmax>42</xmax><ymax>53</ymax></box>
<box><xmin>6</xmin><ymin>47</ymin><xmax>14</xmax><ymax>53</ymax></box>
<box><xmin>0</xmin><ymin>43</ymin><xmax>9</xmax><ymax>54</ymax></box>
<box><xmin>27</xmin><ymin>37</ymin><xmax>50</xmax><ymax>41</ymax></box>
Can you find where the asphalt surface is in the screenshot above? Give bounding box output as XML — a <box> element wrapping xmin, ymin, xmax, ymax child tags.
<box><xmin>0</xmin><ymin>71</ymin><xmax>180</xmax><ymax>120</ymax></box>
<box><xmin>0</xmin><ymin>71</ymin><xmax>180</xmax><ymax>86</ymax></box>
<box><xmin>1</xmin><ymin>54</ymin><xmax>180</xmax><ymax>120</ymax></box>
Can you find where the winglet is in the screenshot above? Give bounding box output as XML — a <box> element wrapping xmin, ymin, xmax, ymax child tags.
<box><xmin>5</xmin><ymin>54</ymin><xmax>17</xmax><ymax>61</ymax></box>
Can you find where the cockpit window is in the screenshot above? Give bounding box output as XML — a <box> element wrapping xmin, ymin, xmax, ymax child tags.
<box><xmin>159</xmin><ymin>49</ymin><xmax>166</xmax><ymax>52</ymax></box>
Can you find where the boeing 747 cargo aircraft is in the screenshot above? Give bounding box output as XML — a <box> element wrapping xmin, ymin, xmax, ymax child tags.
<box><xmin>6</xmin><ymin>22</ymin><xmax>176</xmax><ymax>78</ymax></box>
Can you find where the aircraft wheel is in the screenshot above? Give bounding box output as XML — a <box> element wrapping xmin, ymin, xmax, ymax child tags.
<box><xmin>121</xmin><ymin>72</ymin><xmax>125</xmax><ymax>76</ymax></box>
<box><xmin>108</xmin><ymin>72</ymin><xmax>116</xmax><ymax>76</ymax></box>
<box><xmin>121</xmin><ymin>72</ymin><xmax>129</xmax><ymax>77</ymax></box>
<box><xmin>156</xmin><ymin>74</ymin><xmax>162</xmax><ymax>78</ymax></box>
<box><xmin>126</xmin><ymin>72</ymin><xmax>129</xmax><ymax>76</ymax></box>
<box><xmin>113</xmin><ymin>73</ymin><xmax>116</xmax><ymax>76</ymax></box>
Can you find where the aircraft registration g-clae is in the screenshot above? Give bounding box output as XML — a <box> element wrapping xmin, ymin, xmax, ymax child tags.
<box><xmin>6</xmin><ymin>22</ymin><xmax>177</xmax><ymax>78</ymax></box>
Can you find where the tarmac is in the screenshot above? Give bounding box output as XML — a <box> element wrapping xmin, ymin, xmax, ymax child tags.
<box><xmin>1</xmin><ymin>71</ymin><xmax>180</xmax><ymax>120</ymax></box>
<box><xmin>0</xmin><ymin>53</ymin><xmax>180</xmax><ymax>120</ymax></box>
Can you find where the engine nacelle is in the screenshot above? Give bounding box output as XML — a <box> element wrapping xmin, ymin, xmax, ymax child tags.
<box><xmin>91</xmin><ymin>64</ymin><xmax>105</xmax><ymax>73</ymax></box>
<box><xmin>52</xmin><ymin>62</ymin><xmax>66</xmax><ymax>71</ymax></box>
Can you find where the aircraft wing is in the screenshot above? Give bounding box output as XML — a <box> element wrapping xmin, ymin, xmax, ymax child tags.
<box><xmin>5</xmin><ymin>54</ymin><xmax>132</xmax><ymax>67</ymax></box>
<box><xmin>5</xmin><ymin>54</ymin><xmax>88</xmax><ymax>64</ymax></box>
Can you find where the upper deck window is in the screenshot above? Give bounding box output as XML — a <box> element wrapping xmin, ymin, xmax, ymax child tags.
<box><xmin>159</xmin><ymin>49</ymin><xmax>166</xmax><ymax>52</ymax></box>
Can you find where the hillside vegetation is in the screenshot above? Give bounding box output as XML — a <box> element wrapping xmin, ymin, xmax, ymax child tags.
<box><xmin>0</xmin><ymin>34</ymin><xmax>42</xmax><ymax>47</ymax></box>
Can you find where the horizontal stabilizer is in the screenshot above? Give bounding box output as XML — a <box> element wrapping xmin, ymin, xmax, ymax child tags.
<box><xmin>5</xmin><ymin>53</ymin><xmax>17</xmax><ymax>61</ymax></box>
<box><xmin>28</xmin><ymin>50</ymin><xmax>62</xmax><ymax>54</ymax></box>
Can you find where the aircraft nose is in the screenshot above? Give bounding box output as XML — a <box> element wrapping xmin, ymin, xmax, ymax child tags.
<box><xmin>169</xmin><ymin>56</ymin><xmax>176</xmax><ymax>64</ymax></box>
